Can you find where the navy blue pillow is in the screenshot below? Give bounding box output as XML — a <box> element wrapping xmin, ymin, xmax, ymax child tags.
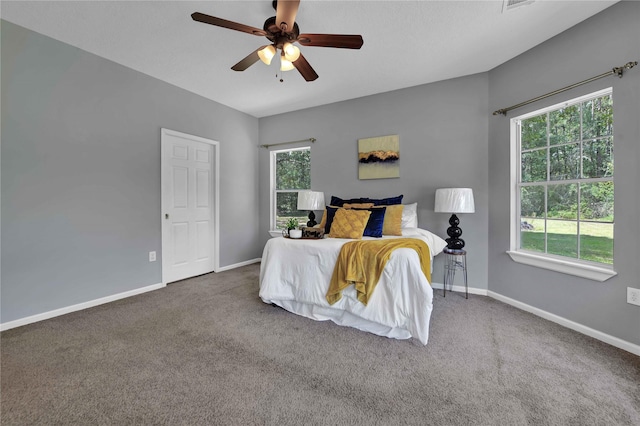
<box><xmin>331</xmin><ymin>195</ymin><xmax>403</xmax><ymax>207</ymax></box>
<box><xmin>364</xmin><ymin>195</ymin><xmax>404</xmax><ymax>206</ymax></box>
<box><xmin>358</xmin><ymin>207</ymin><xmax>386</xmax><ymax>238</ymax></box>
<box><xmin>329</xmin><ymin>196</ymin><xmax>367</xmax><ymax>207</ymax></box>
<box><xmin>323</xmin><ymin>206</ymin><xmax>340</xmax><ymax>234</ymax></box>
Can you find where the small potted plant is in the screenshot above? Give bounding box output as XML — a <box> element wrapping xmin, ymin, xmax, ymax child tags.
<box><xmin>284</xmin><ymin>218</ymin><xmax>301</xmax><ymax>238</ymax></box>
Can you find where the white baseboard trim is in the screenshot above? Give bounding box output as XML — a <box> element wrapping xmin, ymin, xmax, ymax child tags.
<box><xmin>5</xmin><ymin>269</ymin><xmax>636</xmax><ymax>357</ymax></box>
<box><xmin>488</xmin><ymin>290</ymin><xmax>640</xmax><ymax>357</ymax></box>
<box><xmin>1</xmin><ymin>257</ymin><xmax>263</xmax><ymax>331</ymax></box>
<box><xmin>0</xmin><ymin>282</ymin><xmax>165</xmax><ymax>332</ymax></box>
<box><xmin>431</xmin><ymin>282</ymin><xmax>488</xmax><ymax>296</ymax></box>
<box><xmin>216</xmin><ymin>258</ymin><xmax>261</xmax><ymax>272</ymax></box>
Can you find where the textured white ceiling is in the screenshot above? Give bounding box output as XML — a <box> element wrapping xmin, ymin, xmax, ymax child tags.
<box><xmin>1</xmin><ymin>1</ymin><xmax>618</xmax><ymax>117</ymax></box>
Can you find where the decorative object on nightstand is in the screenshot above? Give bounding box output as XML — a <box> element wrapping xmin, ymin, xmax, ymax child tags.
<box><xmin>443</xmin><ymin>248</ymin><xmax>468</xmax><ymax>299</ymax></box>
<box><xmin>283</xmin><ymin>217</ymin><xmax>299</xmax><ymax>237</ymax></box>
<box><xmin>434</xmin><ymin>188</ymin><xmax>475</xmax><ymax>250</ymax></box>
<box><xmin>302</xmin><ymin>227</ymin><xmax>324</xmax><ymax>239</ymax></box>
<box><xmin>297</xmin><ymin>191</ymin><xmax>325</xmax><ymax>227</ymax></box>
<box><xmin>289</xmin><ymin>229</ymin><xmax>302</xmax><ymax>239</ymax></box>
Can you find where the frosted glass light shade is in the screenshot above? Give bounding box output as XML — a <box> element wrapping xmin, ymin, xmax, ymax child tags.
<box><xmin>297</xmin><ymin>191</ymin><xmax>325</xmax><ymax>210</ymax></box>
<box><xmin>434</xmin><ymin>188</ymin><xmax>475</xmax><ymax>213</ymax></box>
<box><xmin>258</xmin><ymin>45</ymin><xmax>276</xmax><ymax>65</ymax></box>
<box><xmin>280</xmin><ymin>55</ymin><xmax>295</xmax><ymax>71</ymax></box>
<box><xmin>283</xmin><ymin>42</ymin><xmax>301</xmax><ymax>62</ymax></box>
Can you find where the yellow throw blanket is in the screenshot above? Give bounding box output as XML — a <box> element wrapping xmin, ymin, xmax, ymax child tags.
<box><xmin>326</xmin><ymin>238</ymin><xmax>432</xmax><ymax>306</ymax></box>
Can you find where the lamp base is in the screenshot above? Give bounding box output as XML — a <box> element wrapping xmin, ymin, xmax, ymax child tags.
<box><xmin>445</xmin><ymin>214</ymin><xmax>466</xmax><ymax>250</ymax></box>
<box><xmin>306</xmin><ymin>210</ymin><xmax>317</xmax><ymax>227</ymax></box>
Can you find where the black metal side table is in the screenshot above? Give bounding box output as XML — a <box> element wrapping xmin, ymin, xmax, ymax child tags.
<box><xmin>443</xmin><ymin>248</ymin><xmax>468</xmax><ymax>299</ymax></box>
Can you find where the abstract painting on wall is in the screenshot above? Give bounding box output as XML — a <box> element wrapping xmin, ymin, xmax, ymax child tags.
<box><xmin>358</xmin><ymin>135</ymin><xmax>400</xmax><ymax>179</ymax></box>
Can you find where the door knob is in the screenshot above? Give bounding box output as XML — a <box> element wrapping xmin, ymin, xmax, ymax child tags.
<box><xmin>165</xmin><ymin>213</ymin><xmax>169</xmax><ymax>219</ymax></box>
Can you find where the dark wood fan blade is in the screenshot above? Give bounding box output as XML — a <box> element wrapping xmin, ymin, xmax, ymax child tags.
<box><xmin>275</xmin><ymin>0</ymin><xmax>300</xmax><ymax>33</ymax></box>
<box><xmin>293</xmin><ymin>53</ymin><xmax>319</xmax><ymax>82</ymax></box>
<box><xmin>191</xmin><ymin>12</ymin><xmax>267</xmax><ymax>36</ymax></box>
<box><xmin>231</xmin><ymin>46</ymin><xmax>269</xmax><ymax>71</ymax></box>
<box><xmin>297</xmin><ymin>34</ymin><xmax>363</xmax><ymax>49</ymax></box>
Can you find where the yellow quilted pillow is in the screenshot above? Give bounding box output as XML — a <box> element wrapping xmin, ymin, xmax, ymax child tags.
<box><xmin>329</xmin><ymin>208</ymin><xmax>371</xmax><ymax>239</ymax></box>
<box><xmin>374</xmin><ymin>204</ymin><xmax>403</xmax><ymax>236</ymax></box>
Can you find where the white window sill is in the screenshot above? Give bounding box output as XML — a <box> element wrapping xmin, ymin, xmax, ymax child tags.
<box><xmin>506</xmin><ymin>251</ymin><xmax>617</xmax><ymax>282</ymax></box>
<box><xmin>268</xmin><ymin>230</ymin><xmax>283</xmax><ymax>238</ymax></box>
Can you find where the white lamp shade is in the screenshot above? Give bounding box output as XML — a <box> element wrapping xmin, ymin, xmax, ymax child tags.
<box><xmin>434</xmin><ymin>188</ymin><xmax>475</xmax><ymax>213</ymax></box>
<box><xmin>297</xmin><ymin>191</ymin><xmax>325</xmax><ymax>211</ymax></box>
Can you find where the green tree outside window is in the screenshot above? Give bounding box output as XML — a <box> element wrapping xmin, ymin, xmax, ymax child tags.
<box><xmin>518</xmin><ymin>92</ymin><xmax>614</xmax><ymax>265</ymax></box>
<box><xmin>273</xmin><ymin>148</ymin><xmax>311</xmax><ymax>230</ymax></box>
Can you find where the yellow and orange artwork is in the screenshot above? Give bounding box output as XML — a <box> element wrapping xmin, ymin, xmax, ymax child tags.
<box><xmin>358</xmin><ymin>135</ymin><xmax>399</xmax><ymax>179</ymax></box>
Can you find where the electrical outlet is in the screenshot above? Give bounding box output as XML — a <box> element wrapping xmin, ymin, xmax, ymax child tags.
<box><xmin>149</xmin><ymin>251</ymin><xmax>156</xmax><ymax>262</ymax></box>
<box><xmin>627</xmin><ymin>287</ymin><xmax>640</xmax><ymax>306</ymax></box>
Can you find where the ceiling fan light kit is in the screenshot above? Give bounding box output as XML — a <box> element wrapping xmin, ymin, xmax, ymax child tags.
<box><xmin>191</xmin><ymin>0</ymin><xmax>363</xmax><ymax>82</ymax></box>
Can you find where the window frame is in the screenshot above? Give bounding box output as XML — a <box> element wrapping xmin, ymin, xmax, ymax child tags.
<box><xmin>507</xmin><ymin>88</ymin><xmax>617</xmax><ymax>282</ymax></box>
<box><xmin>269</xmin><ymin>146</ymin><xmax>311</xmax><ymax>233</ymax></box>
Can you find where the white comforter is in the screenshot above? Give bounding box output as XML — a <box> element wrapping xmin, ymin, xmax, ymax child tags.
<box><xmin>259</xmin><ymin>228</ymin><xmax>446</xmax><ymax>345</ymax></box>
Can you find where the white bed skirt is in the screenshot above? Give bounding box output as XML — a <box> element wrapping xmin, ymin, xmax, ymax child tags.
<box><xmin>271</xmin><ymin>292</ymin><xmax>416</xmax><ymax>341</ymax></box>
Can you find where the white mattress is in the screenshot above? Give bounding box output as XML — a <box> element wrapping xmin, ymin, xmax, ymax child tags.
<box><xmin>259</xmin><ymin>228</ymin><xmax>446</xmax><ymax>345</ymax></box>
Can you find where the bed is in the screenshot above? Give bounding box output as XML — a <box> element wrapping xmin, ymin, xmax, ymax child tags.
<box><xmin>259</xmin><ymin>227</ymin><xmax>446</xmax><ymax>345</ymax></box>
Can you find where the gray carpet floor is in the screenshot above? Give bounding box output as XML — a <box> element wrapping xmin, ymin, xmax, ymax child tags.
<box><xmin>2</xmin><ymin>263</ymin><xmax>639</xmax><ymax>425</ymax></box>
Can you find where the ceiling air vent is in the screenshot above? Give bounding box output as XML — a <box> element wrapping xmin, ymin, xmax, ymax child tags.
<box><xmin>503</xmin><ymin>0</ymin><xmax>535</xmax><ymax>13</ymax></box>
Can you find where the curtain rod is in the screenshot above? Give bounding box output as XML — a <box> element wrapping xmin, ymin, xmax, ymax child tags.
<box><xmin>493</xmin><ymin>61</ymin><xmax>637</xmax><ymax>116</ymax></box>
<box><xmin>260</xmin><ymin>137</ymin><xmax>316</xmax><ymax>149</ymax></box>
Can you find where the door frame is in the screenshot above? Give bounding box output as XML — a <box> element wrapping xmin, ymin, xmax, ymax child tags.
<box><xmin>161</xmin><ymin>128</ymin><xmax>220</xmax><ymax>284</ymax></box>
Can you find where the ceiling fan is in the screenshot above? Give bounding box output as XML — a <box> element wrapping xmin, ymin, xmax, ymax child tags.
<box><xmin>191</xmin><ymin>0</ymin><xmax>364</xmax><ymax>81</ymax></box>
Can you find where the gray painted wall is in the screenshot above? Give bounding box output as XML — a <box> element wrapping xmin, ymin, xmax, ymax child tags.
<box><xmin>3</xmin><ymin>2</ymin><xmax>638</xmax><ymax>348</ymax></box>
<box><xmin>488</xmin><ymin>1</ymin><xmax>640</xmax><ymax>346</ymax></box>
<box><xmin>1</xmin><ymin>21</ymin><xmax>261</xmax><ymax>323</ymax></box>
<box><xmin>258</xmin><ymin>74</ymin><xmax>490</xmax><ymax>290</ymax></box>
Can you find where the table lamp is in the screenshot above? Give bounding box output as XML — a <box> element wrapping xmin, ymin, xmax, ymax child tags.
<box><xmin>434</xmin><ymin>188</ymin><xmax>475</xmax><ymax>250</ymax></box>
<box><xmin>297</xmin><ymin>191</ymin><xmax>325</xmax><ymax>227</ymax></box>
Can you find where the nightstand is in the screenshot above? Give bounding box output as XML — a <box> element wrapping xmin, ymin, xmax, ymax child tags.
<box><xmin>443</xmin><ymin>248</ymin><xmax>468</xmax><ymax>299</ymax></box>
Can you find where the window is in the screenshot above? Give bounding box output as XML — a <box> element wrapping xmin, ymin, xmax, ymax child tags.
<box><xmin>508</xmin><ymin>88</ymin><xmax>616</xmax><ymax>281</ymax></box>
<box><xmin>270</xmin><ymin>147</ymin><xmax>311</xmax><ymax>231</ymax></box>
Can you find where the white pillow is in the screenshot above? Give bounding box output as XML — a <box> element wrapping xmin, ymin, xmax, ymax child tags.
<box><xmin>401</xmin><ymin>203</ymin><xmax>418</xmax><ymax>228</ymax></box>
<box><xmin>401</xmin><ymin>227</ymin><xmax>447</xmax><ymax>258</ymax></box>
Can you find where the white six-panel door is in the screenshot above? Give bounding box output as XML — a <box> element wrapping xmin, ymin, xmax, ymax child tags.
<box><xmin>161</xmin><ymin>129</ymin><xmax>219</xmax><ymax>284</ymax></box>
